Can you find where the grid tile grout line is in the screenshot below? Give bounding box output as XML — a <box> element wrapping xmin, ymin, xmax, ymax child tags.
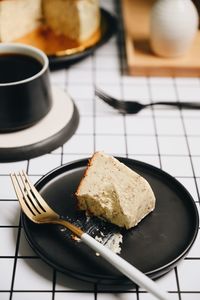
<box><xmin>92</xmin><ymin>52</ymin><xmax>97</xmax><ymax>154</ymax></box>
<box><xmin>173</xmin><ymin>79</ymin><xmax>200</xmax><ymax>298</ymax></box>
<box><xmin>52</xmin><ymin>269</ymin><xmax>56</xmax><ymax>300</ymax></box>
<box><xmin>118</xmin><ymin>0</ymin><xmax>129</xmax><ymax>161</ymax></box>
<box><xmin>147</xmin><ymin>76</ymin><xmax>163</xmax><ymax>170</ymax></box>
<box><xmin>9</xmin><ymin>217</ymin><xmax>22</xmax><ymax>300</ymax></box>
<box><xmin>174</xmin><ymin>267</ymin><xmax>182</xmax><ymax>300</ymax></box>
<box><xmin>174</xmin><ymin>80</ymin><xmax>200</xmax><ymax>207</ymax></box>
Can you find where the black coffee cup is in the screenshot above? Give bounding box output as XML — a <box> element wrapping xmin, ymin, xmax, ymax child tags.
<box><xmin>0</xmin><ymin>43</ymin><xmax>52</xmax><ymax>132</ymax></box>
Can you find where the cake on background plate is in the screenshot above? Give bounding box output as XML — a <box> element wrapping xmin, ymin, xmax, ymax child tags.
<box><xmin>0</xmin><ymin>0</ymin><xmax>100</xmax><ymax>43</ymax></box>
<box><xmin>43</xmin><ymin>0</ymin><xmax>100</xmax><ymax>42</ymax></box>
<box><xmin>0</xmin><ymin>0</ymin><xmax>42</xmax><ymax>42</ymax></box>
<box><xmin>76</xmin><ymin>152</ymin><xmax>156</xmax><ymax>229</ymax></box>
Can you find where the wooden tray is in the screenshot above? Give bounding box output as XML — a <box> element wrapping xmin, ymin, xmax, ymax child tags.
<box><xmin>122</xmin><ymin>0</ymin><xmax>200</xmax><ymax>77</ymax></box>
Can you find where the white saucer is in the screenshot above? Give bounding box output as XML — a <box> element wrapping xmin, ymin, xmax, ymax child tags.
<box><xmin>0</xmin><ymin>87</ymin><xmax>79</xmax><ymax>162</ymax></box>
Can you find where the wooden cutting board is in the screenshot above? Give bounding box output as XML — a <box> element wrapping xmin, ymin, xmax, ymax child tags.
<box><xmin>122</xmin><ymin>0</ymin><xmax>200</xmax><ymax>77</ymax></box>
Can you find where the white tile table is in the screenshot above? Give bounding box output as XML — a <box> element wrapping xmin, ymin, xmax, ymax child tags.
<box><xmin>0</xmin><ymin>1</ymin><xmax>200</xmax><ymax>299</ymax></box>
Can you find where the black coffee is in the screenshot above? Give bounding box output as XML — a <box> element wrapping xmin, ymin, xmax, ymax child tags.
<box><xmin>0</xmin><ymin>53</ymin><xmax>43</xmax><ymax>84</ymax></box>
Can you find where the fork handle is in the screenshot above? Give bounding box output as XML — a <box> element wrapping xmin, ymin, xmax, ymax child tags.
<box><xmin>152</xmin><ymin>101</ymin><xmax>200</xmax><ymax>109</ymax></box>
<box><xmin>81</xmin><ymin>233</ymin><xmax>172</xmax><ymax>300</ymax></box>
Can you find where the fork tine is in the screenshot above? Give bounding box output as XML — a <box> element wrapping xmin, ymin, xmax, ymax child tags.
<box><xmin>96</xmin><ymin>91</ymin><xmax>116</xmax><ymax>107</ymax></box>
<box><xmin>95</xmin><ymin>88</ymin><xmax>115</xmax><ymax>102</ymax></box>
<box><xmin>11</xmin><ymin>172</ymin><xmax>83</xmax><ymax>236</ymax></box>
<box><xmin>95</xmin><ymin>88</ymin><xmax>120</xmax><ymax>110</ymax></box>
<box><xmin>21</xmin><ymin>171</ymin><xmax>56</xmax><ymax>215</ymax></box>
<box><xmin>95</xmin><ymin>87</ymin><xmax>110</xmax><ymax>99</ymax></box>
<box><xmin>15</xmin><ymin>172</ymin><xmax>42</xmax><ymax>216</ymax></box>
<box><xmin>19</xmin><ymin>171</ymin><xmax>45</xmax><ymax>215</ymax></box>
<box><xmin>10</xmin><ymin>173</ymin><xmax>37</xmax><ymax>221</ymax></box>
<box><xmin>96</xmin><ymin>91</ymin><xmax>111</xmax><ymax>104</ymax></box>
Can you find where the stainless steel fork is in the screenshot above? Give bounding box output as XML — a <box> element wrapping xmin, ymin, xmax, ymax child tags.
<box><xmin>95</xmin><ymin>87</ymin><xmax>200</xmax><ymax>114</ymax></box>
<box><xmin>10</xmin><ymin>171</ymin><xmax>171</xmax><ymax>300</ymax></box>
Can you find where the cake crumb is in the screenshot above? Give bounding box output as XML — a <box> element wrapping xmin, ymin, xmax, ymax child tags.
<box><xmin>95</xmin><ymin>232</ymin><xmax>123</xmax><ymax>254</ymax></box>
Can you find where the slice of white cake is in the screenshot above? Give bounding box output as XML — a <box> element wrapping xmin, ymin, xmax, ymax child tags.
<box><xmin>0</xmin><ymin>0</ymin><xmax>42</xmax><ymax>42</ymax></box>
<box><xmin>42</xmin><ymin>0</ymin><xmax>100</xmax><ymax>42</ymax></box>
<box><xmin>0</xmin><ymin>0</ymin><xmax>100</xmax><ymax>43</ymax></box>
<box><xmin>76</xmin><ymin>152</ymin><xmax>156</xmax><ymax>229</ymax></box>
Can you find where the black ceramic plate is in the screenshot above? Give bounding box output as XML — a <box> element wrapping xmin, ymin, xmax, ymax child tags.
<box><xmin>49</xmin><ymin>9</ymin><xmax>117</xmax><ymax>69</ymax></box>
<box><xmin>22</xmin><ymin>158</ymin><xmax>199</xmax><ymax>285</ymax></box>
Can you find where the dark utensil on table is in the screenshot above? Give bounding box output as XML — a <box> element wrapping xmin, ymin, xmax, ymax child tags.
<box><xmin>95</xmin><ymin>87</ymin><xmax>200</xmax><ymax>114</ymax></box>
